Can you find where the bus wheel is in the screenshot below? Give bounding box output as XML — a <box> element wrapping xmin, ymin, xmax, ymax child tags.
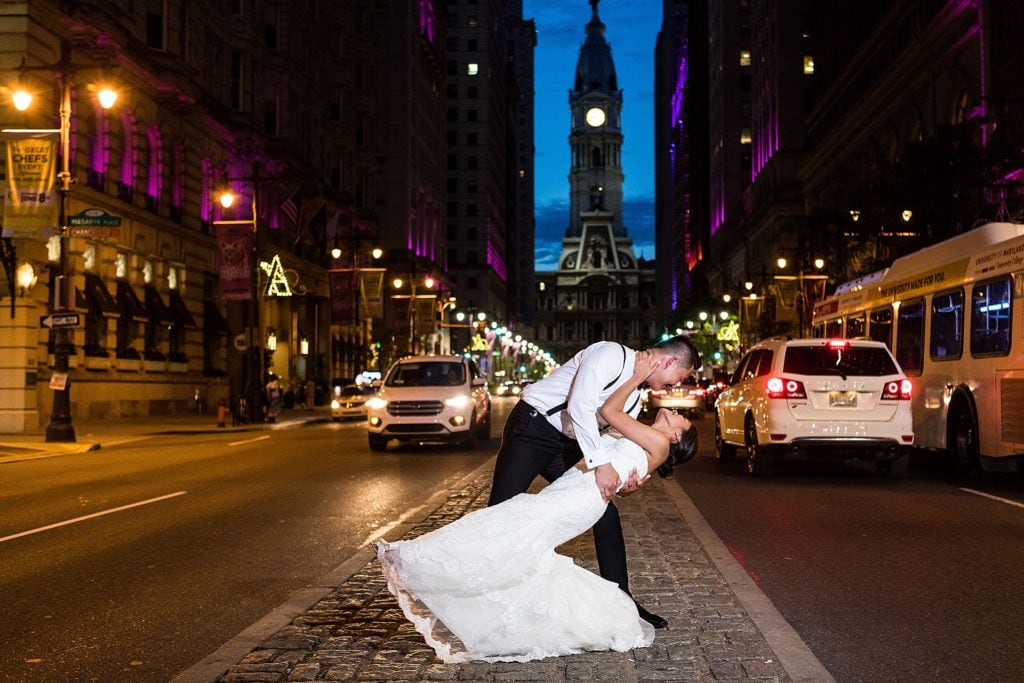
<box><xmin>948</xmin><ymin>403</ymin><xmax>979</xmax><ymax>475</ymax></box>
<box><xmin>745</xmin><ymin>415</ymin><xmax>773</xmax><ymax>477</ymax></box>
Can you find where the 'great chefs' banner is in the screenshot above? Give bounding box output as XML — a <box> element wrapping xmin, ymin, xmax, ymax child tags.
<box><xmin>2</xmin><ymin>130</ymin><xmax>59</xmax><ymax>238</ymax></box>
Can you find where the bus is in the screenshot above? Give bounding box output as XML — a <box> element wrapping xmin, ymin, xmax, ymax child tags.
<box><xmin>811</xmin><ymin>222</ymin><xmax>1024</xmax><ymax>473</ymax></box>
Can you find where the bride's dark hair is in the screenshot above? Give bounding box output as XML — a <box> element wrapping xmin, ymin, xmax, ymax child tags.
<box><xmin>656</xmin><ymin>424</ymin><xmax>698</xmax><ymax>478</ymax></box>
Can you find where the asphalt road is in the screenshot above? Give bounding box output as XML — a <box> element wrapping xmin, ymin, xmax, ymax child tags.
<box><xmin>677</xmin><ymin>411</ymin><xmax>1024</xmax><ymax>682</ymax></box>
<box><xmin>0</xmin><ymin>413</ymin><xmax>502</xmax><ymax>681</ymax></box>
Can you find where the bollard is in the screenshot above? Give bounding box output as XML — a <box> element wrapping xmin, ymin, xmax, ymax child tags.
<box><xmin>217</xmin><ymin>399</ymin><xmax>228</xmax><ymax>428</ymax></box>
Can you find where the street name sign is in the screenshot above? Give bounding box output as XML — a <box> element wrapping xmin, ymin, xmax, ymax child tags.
<box><xmin>40</xmin><ymin>312</ymin><xmax>81</xmax><ymax>328</ymax></box>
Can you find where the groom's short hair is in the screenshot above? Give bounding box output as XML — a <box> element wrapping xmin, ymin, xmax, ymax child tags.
<box><xmin>651</xmin><ymin>335</ymin><xmax>702</xmax><ymax>373</ymax></box>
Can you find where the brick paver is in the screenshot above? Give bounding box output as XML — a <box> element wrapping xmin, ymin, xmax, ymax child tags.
<box><xmin>218</xmin><ymin>469</ymin><xmax>791</xmax><ymax>682</ymax></box>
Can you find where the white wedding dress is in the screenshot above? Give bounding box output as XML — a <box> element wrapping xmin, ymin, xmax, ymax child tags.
<box><xmin>375</xmin><ymin>434</ymin><xmax>656</xmax><ymax>663</ymax></box>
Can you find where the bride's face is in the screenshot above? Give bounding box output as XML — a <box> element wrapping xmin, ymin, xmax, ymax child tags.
<box><xmin>654</xmin><ymin>408</ymin><xmax>691</xmax><ymax>443</ymax></box>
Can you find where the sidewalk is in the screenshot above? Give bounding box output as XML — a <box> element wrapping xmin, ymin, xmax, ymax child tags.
<box><xmin>0</xmin><ymin>408</ymin><xmax>333</xmax><ymax>464</ymax></box>
<box><xmin>191</xmin><ymin>462</ymin><xmax>833</xmax><ymax>682</ymax></box>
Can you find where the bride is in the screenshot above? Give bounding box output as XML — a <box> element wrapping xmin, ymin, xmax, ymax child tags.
<box><xmin>374</xmin><ymin>350</ymin><xmax>697</xmax><ymax>663</ymax></box>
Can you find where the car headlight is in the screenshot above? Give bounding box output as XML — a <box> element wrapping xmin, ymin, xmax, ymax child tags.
<box><xmin>330</xmin><ymin>399</ymin><xmax>341</xmax><ymax>410</ymax></box>
<box><xmin>366</xmin><ymin>397</ymin><xmax>388</xmax><ymax>410</ymax></box>
<box><xmin>445</xmin><ymin>395</ymin><xmax>470</xmax><ymax>409</ymax></box>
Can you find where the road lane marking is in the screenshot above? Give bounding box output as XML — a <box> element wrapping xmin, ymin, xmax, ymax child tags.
<box><xmin>961</xmin><ymin>487</ymin><xmax>1024</xmax><ymax>510</ymax></box>
<box><xmin>0</xmin><ymin>491</ymin><xmax>188</xmax><ymax>544</ymax></box>
<box><xmin>228</xmin><ymin>435</ymin><xmax>271</xmax><ymax>446</ymax></box>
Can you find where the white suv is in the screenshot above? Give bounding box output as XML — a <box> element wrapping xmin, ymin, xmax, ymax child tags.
<box><xmin>366</xmin><ymin>355</ymin><xmax>491</xmax><ymax>451</ymax></box>
<box><xmin>715</xmin><ymin>338</ymin><xmax>914</xmax><ymax>478</ymax></box>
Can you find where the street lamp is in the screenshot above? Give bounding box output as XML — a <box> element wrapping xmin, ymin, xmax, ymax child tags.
<box><xmin>9</xmin><ymin>41</ymin><xmax>117</xmax><ymax>442</ymax></box>
<box><xmin>774</xmin><ymin>250</ymin><xmax>828</xmax><ymax>337</ymax></box>
<box><xmin>215</xmin><ymin>168</ymin><xmax>266</xmax><ymax>424</ymax></box>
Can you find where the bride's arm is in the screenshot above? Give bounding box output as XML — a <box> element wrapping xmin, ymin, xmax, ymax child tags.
<box><xmin>598</xmin><ymin>351</ymin><xmax>670</xmax><ymax>470</ymax></box>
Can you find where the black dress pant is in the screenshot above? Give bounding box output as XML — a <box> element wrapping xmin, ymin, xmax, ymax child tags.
<box><xmin>488</xmin><ymin>400</ymin><xmax>630</xmax><ymax>594</ymax></box>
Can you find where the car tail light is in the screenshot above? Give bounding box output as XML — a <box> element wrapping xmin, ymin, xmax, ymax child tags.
<box><xmin>765</xmin><ymin>377</ymin><xmax>807</xmax><ymax>399</ymax></box>
<box><xmin>881</xmin><ymin>379</ymin><xmax>912</xmax><ymax>400</ymax></box>
<box><xmin>827</xmin><ymin>338</ymin><xmax>849</xmax><ymax>350</ymax></box>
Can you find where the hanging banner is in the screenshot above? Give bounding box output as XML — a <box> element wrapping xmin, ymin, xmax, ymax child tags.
<box><xmin>392</xmin><ymin>296</ymin><xmax>411</xmax><ymax>336</ymax></box>
<box><xmin>360</xmin><ymin>268</ymin><xmax>385</xmax><ymax>319</ymax></box>
<box><xmin>215</xmin><ymin>222</ymin><xmax>254</xmax><ymax>300</ymax></box>
<box><xmin>414</xmin><ymin>295</ymin><xmax>437</xmax><ymax>334</ymax></box>
<box><xmin>329</xmin><ymin>269</ymin><xmax>356</xmax><ymax>324</ymax></box>
<box><xmin>2</xmin><ymin>130</ymin><xmax>59</xmax><ymax>238</ymax></box>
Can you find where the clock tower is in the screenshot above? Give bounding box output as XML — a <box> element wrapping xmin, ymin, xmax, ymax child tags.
<box><xmin>534</xmin><ymin>1</ymin><xmax>658</xmax><ymax>361</ymax></box>
<box><xmin>567</xmin><ymin>0</ymin><xmax>623</xmax><ymax>238</ymax></box>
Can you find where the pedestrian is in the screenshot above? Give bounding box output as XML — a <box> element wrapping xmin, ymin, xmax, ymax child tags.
<box><xmin>487</xmin><ymin>334</ymin><xmax>701</xmax><ymax>629</ymax></box>
<box><xmin>375</xmin><ymin>350</ymin><xmax>697</xmax><ymax>663</ymax></box>
<box><xmin>265</xmin><ymin>374</ymin><xmax>282</xmax><ymax>423</ymax></box>
<box><xmin>305</xmin><ymin>379</ymin><xmax>315</xmax><ymax>410</ymax></box>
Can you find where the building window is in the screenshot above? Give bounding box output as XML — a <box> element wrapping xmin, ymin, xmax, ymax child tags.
<box><xmin>145</xmin><ymin>0</ymin><xmax>166</xmax><ymax>50</ymax></box>
<box><xmin>803</xmin><ymin>55</ymin><xmax>815</xmax><ymax>75</ymax></box>
<box><xmin>467</xmin><ymin>63</ymin><xmax>479</xmax><ymax>76</ymax></box>
<box><xmin>740</xmin><ymin>50</ymin><xmax>751</xmax><ymax>67</ymax></box>
<box><xmin>740</xmin><ymin>127</ymin><xmax>751</xmax><ymax>144</ymax></box>
<box><xmin>230</xmin><ymin>51</ymin><xmax>244</xmax><ymax>110</ymax></box>
<box><xmin>467</xmin><ymin>16</ymin><xmax>478</xmax><ymax>27</ymax></box>
<box><xmin>467</xmin><ymin>110</ymin><xmax>478</xmax><ymax>122</ymax></box>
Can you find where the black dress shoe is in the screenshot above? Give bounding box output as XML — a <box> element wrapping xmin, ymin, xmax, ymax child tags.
<box><xmin>635</xmin><ymin>601</ymin><xmax>668</xmax><ymax>629</ymax></box>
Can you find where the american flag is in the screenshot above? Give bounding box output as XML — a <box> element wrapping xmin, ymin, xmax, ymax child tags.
<box><xmin>278</xmin><ymin>186</ymin><xmax>301</xmax><ymax>229</ymax></box>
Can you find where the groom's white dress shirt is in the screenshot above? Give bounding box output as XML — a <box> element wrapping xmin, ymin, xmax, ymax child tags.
<box><xmin>520</xmin><ymin>341</ymin><xmax>642</xmax><ymax>470</ymax></box>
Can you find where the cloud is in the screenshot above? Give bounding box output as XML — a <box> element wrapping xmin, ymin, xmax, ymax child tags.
<box><xmin>534</xmin><ymin>195</ymin><xmax>655</xmax><ymax>270</ymax></box>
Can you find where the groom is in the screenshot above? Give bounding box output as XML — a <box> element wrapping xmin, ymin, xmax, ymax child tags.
<box><xmin>488</xmin><ymin>335</ymin><xmax>701</xmax><ymax>628</ymax></box>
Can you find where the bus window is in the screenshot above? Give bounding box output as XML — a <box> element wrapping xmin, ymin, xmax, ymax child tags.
<box><xmin>930</xmin><ymin>289</ymin><xmax>964</xmax><ymax>360</ymax></box>
<box><xmin>824</xmin><ymin>318</ymin><xmax>843</xmax><ymax>337</ymax></box>
<box><xmin>869</xmin><ymin>306</ymin><xmax>893</xmax><ymax>349</ymax></box>
<box><xmin>971</xmin><ymin>277</ymin><xmax>1012</xmax><ymax>357</ymax></box>
<box><xmin>812</xmin><ymin>323</ymin><xmax>823</xmax><ymax>338</ymax></box>
<box><xmin>846</xmin><ymin>313</ymin><xmax>866</xmax><ymax>338</ymax></box>
<box><xmin>895</xmin><ymin>299</ymin><xmax>925</xmax><ymax>375</ymax></box>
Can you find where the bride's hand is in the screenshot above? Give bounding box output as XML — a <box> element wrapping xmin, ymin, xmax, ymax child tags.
<box><xmin>633</xmin><ymin>350</ymin><xmax>660</xmax><ymax>381</ymax></box>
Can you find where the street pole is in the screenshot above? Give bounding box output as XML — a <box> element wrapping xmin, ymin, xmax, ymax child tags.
<box><xmin>248</xmin><ymin>165</ymin><xmax>264</xmax><ymax>424</ymax></box>
<box><xmin>45</xmin><ymin>44</ymin><xmax>75</xmax><ymax>443</ymax></box>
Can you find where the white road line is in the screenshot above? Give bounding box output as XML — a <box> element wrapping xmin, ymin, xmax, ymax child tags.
<box><xmin>960</xmin><ymin>487</ymin><xmax>1024</xmax><ymax>510</ymax></box>
<box><xmin>0</xmin><ymin>491</ymin><xmax>188</xmax><ymax>544</ymax></box>
<box><xmin>228</xmin><ymin>435</ymin><xmax>271</xmax><ymax>447</ymax></box>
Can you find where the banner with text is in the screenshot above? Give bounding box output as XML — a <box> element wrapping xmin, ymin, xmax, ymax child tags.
<box><xmin>2</xmin><ymin>131</ymin><xmax>59</xmax><ymax>238</ymax></box>
<box><xmin>215</xmin><ymin>222</ymin><xmax>254</xmax><ymax>300</ymax></box>
<box><xmin>360</xmin><ymin>268</ymin><xmax>385</xmax><ymax>320</ymax></box>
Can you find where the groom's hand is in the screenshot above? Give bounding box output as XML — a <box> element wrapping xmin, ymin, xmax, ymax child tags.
<box><xmin>595</xmin><ymin>463</ymin><xmax>620</xmax><ymax>501</ymax></box>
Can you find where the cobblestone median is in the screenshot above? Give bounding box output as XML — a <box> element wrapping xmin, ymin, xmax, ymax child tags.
<box><xmin>219</xmin><ymin>470</ymin><xmax>790</xmax><ymax>682</ymax></box>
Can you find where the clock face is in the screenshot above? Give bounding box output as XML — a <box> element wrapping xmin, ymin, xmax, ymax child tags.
<box><xmin>585</xmin><ymin>107</ymin><xmax>606</xmax><ymax>127</ymax></box>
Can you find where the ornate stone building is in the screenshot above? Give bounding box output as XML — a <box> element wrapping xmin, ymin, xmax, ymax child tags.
<box><xmin>532</xmin><ymin>1</ymin><xmax>658</xmax><ymax>363</ymax></box>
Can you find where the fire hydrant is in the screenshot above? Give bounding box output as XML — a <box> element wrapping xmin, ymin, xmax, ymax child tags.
<box><xmin>216</xmin><ymin>399</ymin><xmax>229</xmax><ymax>428</ymax></box>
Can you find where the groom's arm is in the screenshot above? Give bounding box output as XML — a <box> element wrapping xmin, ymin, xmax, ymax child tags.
<box><xmin>565</xmin><ymin>342</ymin><xmax>625</xmax><ymax>470</ymax></box>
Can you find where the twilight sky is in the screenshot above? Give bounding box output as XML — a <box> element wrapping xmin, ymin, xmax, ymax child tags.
<box><xmin>524</xmin><ymin>0</ymin><xmax>662</xmax><ymax>270</ymax></box>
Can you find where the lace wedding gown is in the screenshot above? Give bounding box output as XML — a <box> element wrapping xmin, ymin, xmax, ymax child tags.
<box><xmin>375</xmin><ymin>434</ymin><xmax>656</xmax><ymax>663</ymax></box>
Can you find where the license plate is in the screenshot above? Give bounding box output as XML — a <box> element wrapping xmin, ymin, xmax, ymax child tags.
<box><xmin>829</xmin><ymin>391</ymin><xmax>857</xmax><ymax>407</ymax></box>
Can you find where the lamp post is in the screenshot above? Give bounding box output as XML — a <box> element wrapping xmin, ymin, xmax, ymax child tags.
<box><xmin>216</xmin><ymin>166</ymin><xmax>265</xmax><ymax>424</ymax></box>
<box><xmin>774</xmin><ymin>252</ymin><xmax>828</xmax><ymax>337</ymax></box>
<box><xmin>9</xmin><ymin>40</ymin><xmax>117</xmax><ymax>442</ymax></box>
<box><xmin>330</xmin><ymin>238</ymin><xmax>382</xmax><ymax>378</ymax></box>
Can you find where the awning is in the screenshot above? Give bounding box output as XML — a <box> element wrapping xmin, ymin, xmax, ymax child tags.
<box><xmin>203</xmin><ymin>300</ymin><xmax>232</xmax><ymax>336</ymax></box>
<box><xmin>116</xmin><ymin>280</ymin><xmax>148</xmax><ymax>321</ymax></box>
<box><xmin>168</xmin><ymin>289</ymin><xmax>198</xmax><ymax>328</ymax></box>
<box><xmin>75</xmin><ymin>273</ymin><xmax>119</xmax><ymax>316</ymax></box>
<box><xmin>144</xmin><ymin>285</ymin><xmax>175</xmax><ymax>325</ymax></box>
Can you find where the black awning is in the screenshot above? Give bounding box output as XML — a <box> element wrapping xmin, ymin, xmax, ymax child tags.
<box><xmin>168</xmin><ymin>289</ymin><xmax>198</xmax><ymax>328</ymax></box>
<box><xmin>203</xmin><ymin>300</ymin><xmax>232</xmax><ymax>336</ymax></box>
<box><xmin>144</xmin><ymin>285</ymin><xmax>175</xmax><ymax>325</ymax></box>
<box><xmin>76</xmin><ymin>274</ymin><xmax>120</xmax><ymax>316</ymax></box>
<box><xmin>116</xmin><ymin>280</ymin><xmax>149</xmax><ymax>321</ymax></box>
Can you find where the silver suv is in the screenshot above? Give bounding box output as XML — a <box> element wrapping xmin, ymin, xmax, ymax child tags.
<box><xmin>366</xmin><ymin>355</ymin><xmax>491</xmax><ymax>451</ymax></box>
<box><xmin>715</xmin><ymin>338</ymin><xmax>914</xmax><ymax>478</ymax></box>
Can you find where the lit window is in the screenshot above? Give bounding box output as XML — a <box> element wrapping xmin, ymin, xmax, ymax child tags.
<box><xmin>803</xmin><ymin>55</ymin><xmax>815</xmax><ymax>74</ymax></box>
<box><xmin>740</xmin><ymin>128</ymin><xmax>751</xmax><ymax>144</ymax></box>
<box><xmin>740</xmin><ymin>50</ymin><xmax>751</xmax><ymax>67</ymax></box>
<box><xmin>518</xmin><ymin>168</ymin><xmax>525</xmax><ymax>178</ymax></box>
<box><xmin>467</xmin><ymin>63</ymin><xmax>479</xmax><ymax>76</ymax></box>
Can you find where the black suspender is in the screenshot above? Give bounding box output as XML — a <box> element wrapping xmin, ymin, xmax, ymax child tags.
<box><xmin>545</xmin><ymin>343</ymin><xmax>638</xmax><ymax>417</ymax></box>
